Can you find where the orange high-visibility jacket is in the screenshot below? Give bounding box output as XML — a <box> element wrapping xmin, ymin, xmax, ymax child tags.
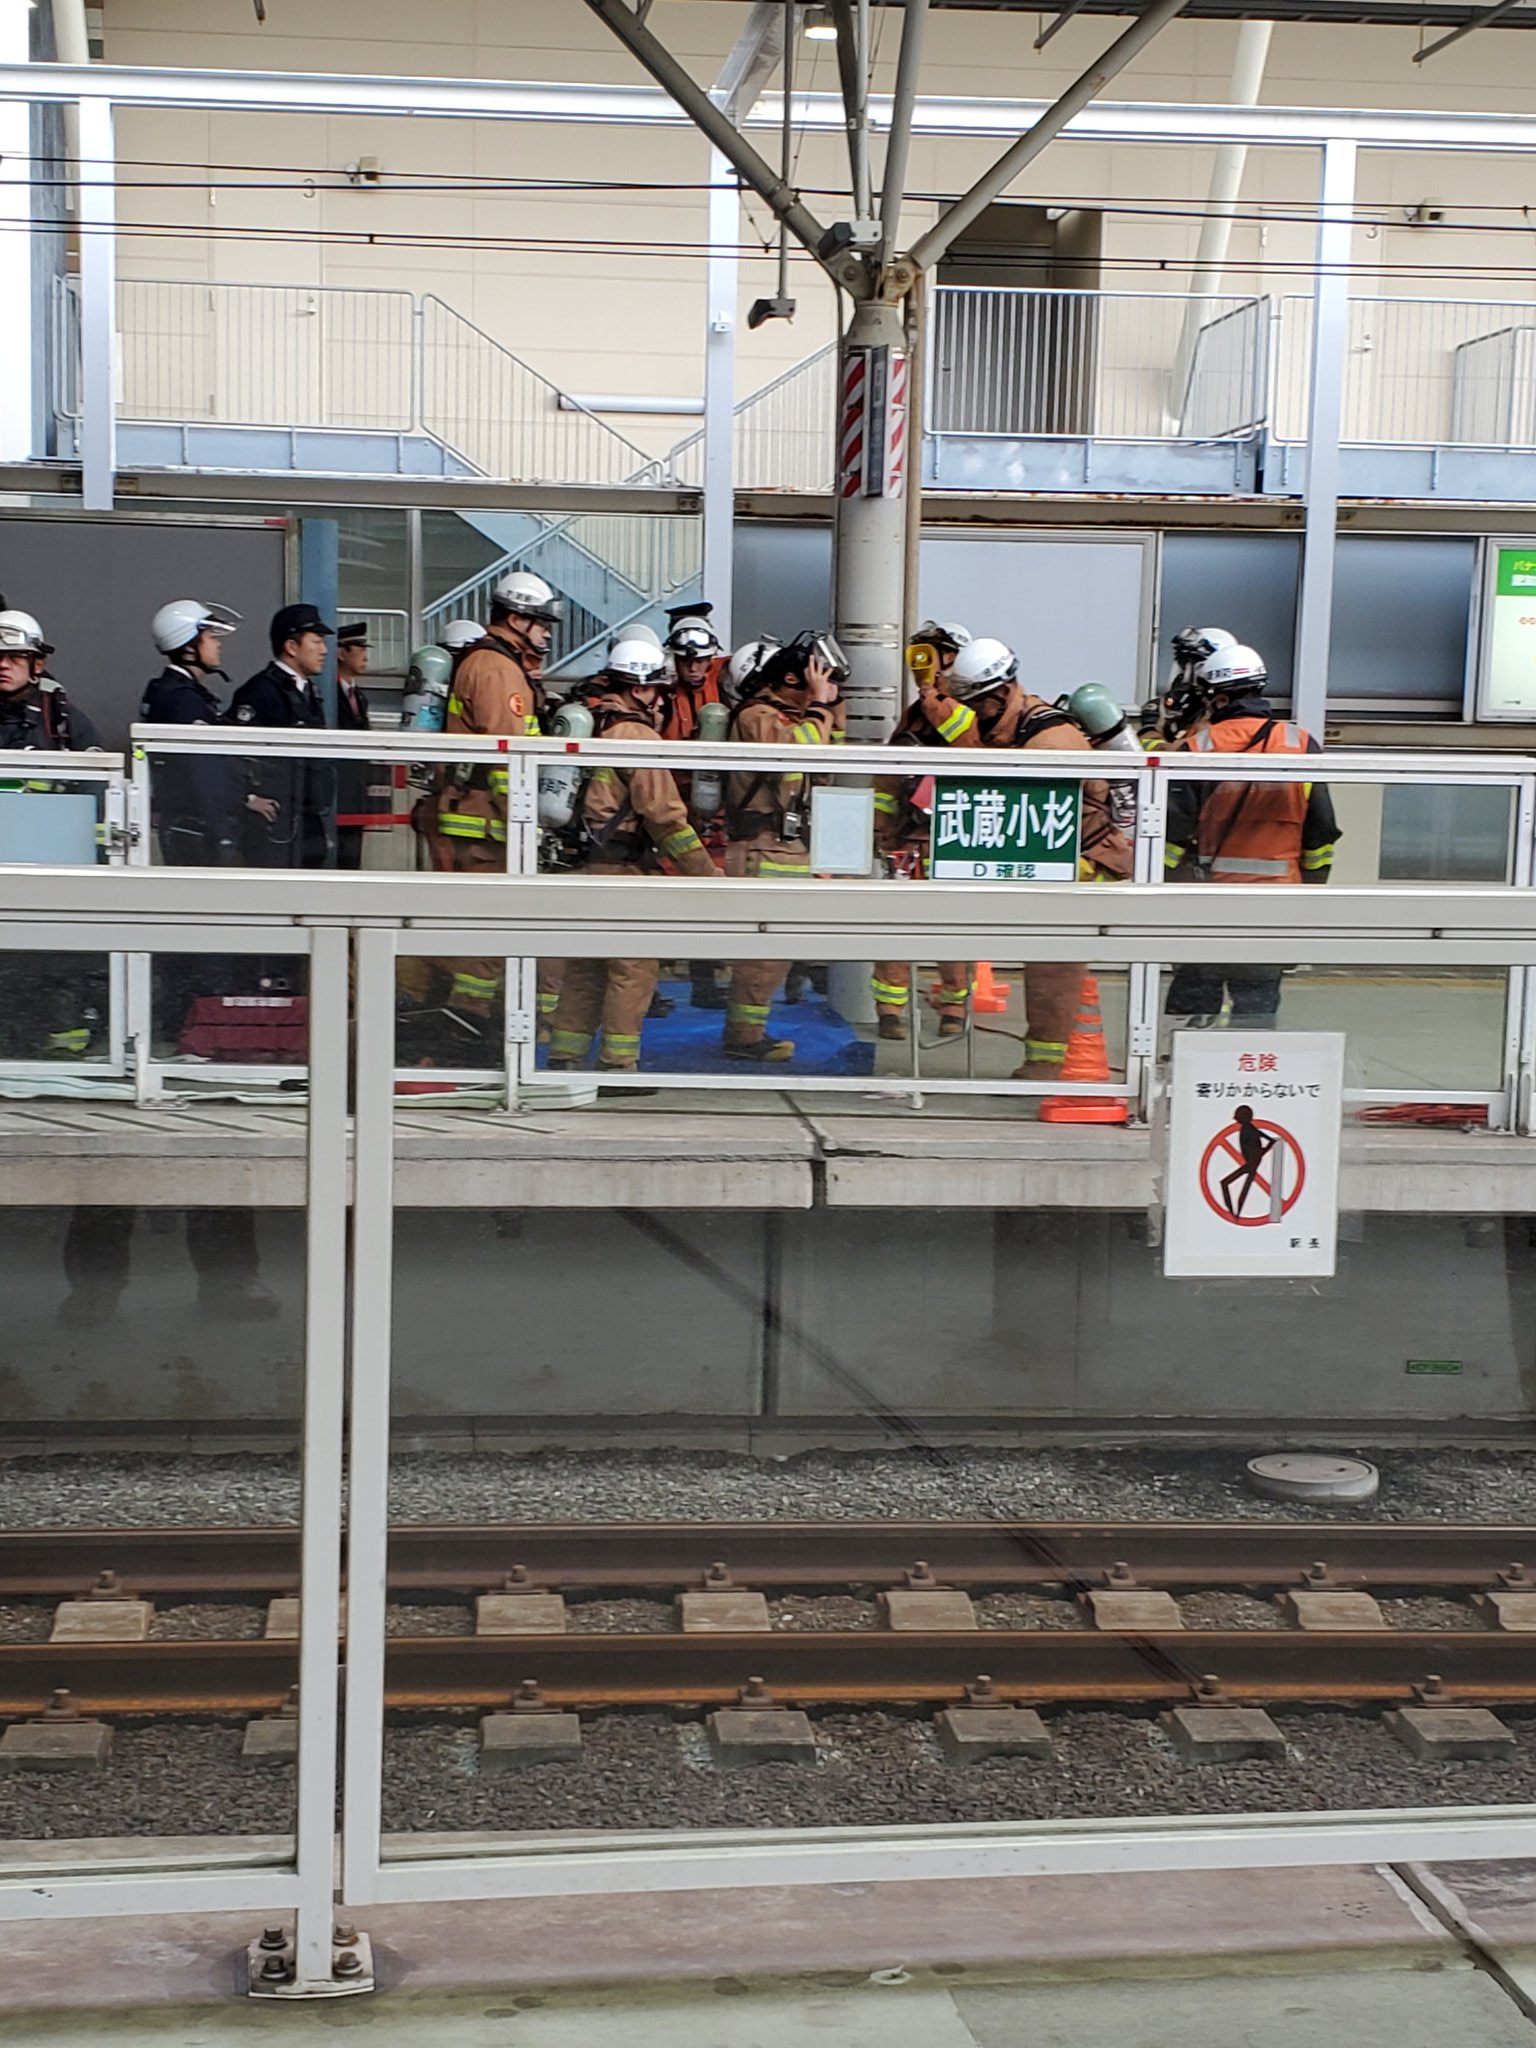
<box><xmin>1168</xmin><ymin>711</ymin><xmax>1338</xmax><ymax>883</ymax></box>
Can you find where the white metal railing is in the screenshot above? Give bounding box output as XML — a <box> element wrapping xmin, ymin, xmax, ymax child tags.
<box><xmin>417</xmin><ymin>295</ymin><xmax>662</xmax><ymax>487</ymax></box>
<box><xmin>7</xmin><ymin>872</ymin><xmax>1536</xmax><ymax>1985</ymax></box>
<box><xmin>928</xmin><ymin>287</ymin><xmax>1269</xmax><ymax>443</ymax></box>
<box><xmin>421</xmin><ymin>512</ymin><xmax>702</xmax><ymax>675</ymax></box>
<box><xmin>349</xmin><ymin>609</ymin><xmax>411</xmax><ymax>675</ymax></box>
<box><xmin>52</xmin><ymin>277</ymin><xmax>667</xmax><ymax>483</ymax></box>
<box><xmin>111</xmin><ymin>727</ymin><xmax>1536</xmax><ymax>1120</ymax></box>
<box><xmin>669</xmin><ymin>342</ymin><xmax>839</xmax><ymax>492</ymax></box>
<box><xmin>1272</xmin><ymin>294</ymin><xmax>1536</xmax><ymax>447</ymax></box>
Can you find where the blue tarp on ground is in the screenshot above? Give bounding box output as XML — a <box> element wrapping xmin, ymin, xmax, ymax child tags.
<box><xmin>535</xmin><ymin>976</ymin><xmax>875</xmax><ymax>1078</ymax></box>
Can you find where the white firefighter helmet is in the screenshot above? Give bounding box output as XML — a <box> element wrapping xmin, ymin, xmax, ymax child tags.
<box><xmin>1195</xmin><ymin>643</ymin><xmax>1267</xmax><ymax>696</ymax></box>
<box><xmin>606</xmin><ymin>638</ymin><xmax>668</xmax><ymax>685</ymax></box>
<box><xmin>440</xmin><ymin>618</ymin><xmax>483</xmax><ymax>653</ymax></box>
<box><xmin>1172</xmin><ymin>624</ymin><xmax>1237</xmax><ymax>666</ymax></box>
<box><xmin>727</xmin><ymin>635</ymin><xmax>780</xmax><ymax>691</ymax></box>
<box><xmin>948</xmin><ymin>634</ymin><xmax>1018</xmax><ymax>700</ymax></box>
<box><xmin>152</xmin><ymin>599</ymin><xmax>240</xmax><ymax>656</ymax></box>
<box><xmin>491</xmin><ymin>569</ymin><xmax>563</xmax><ymax>624</ymax></box>
<box><xmin>0</xmin><ymin>609</ymin><xmax>51</xmax><ymax>657</ymax></box>
<box><xmin>608</xmin><ymin>621</ymin><xmax>662</xmax><ymax>655</ymax></box>
<box><xmin>912</xmin><ymin>618</ymin><xmax>972</xmax><ymax>654</ymax></box>
<box><xmin>666</xmin><ymin>612</ymin><xmax>723</xmax><ymax>658</ymax></box>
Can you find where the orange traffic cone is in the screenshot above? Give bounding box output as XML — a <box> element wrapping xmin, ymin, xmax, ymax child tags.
<box><xmin>971</xmin><ymin>961</ymin><xmax>1010</xmax><ymax>1014</ymax></box>
<box><xmin>1039</xmin><ymin>974</ymin><xmax>1128</xmax><ymax>1125</ymax></box>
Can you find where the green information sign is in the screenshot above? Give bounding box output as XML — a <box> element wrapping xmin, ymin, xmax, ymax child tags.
<box><xmin>1480</xmin><ymin>543</ymin><xmax>1536</xmax><ymax>718</ymax></box>
<box><xmin>929</xmin><ymin>779</ymin><xmax>1082</xmax><ymax>880</ymax></box>
<box><xmin>1406</xmin><ymin>1358</ymin><xmax>1463</xmax><ymax>1376</ymax></box>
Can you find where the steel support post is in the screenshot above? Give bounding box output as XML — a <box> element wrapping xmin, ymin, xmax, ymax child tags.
<box><xmin>1293</xmin><ymin>137</ymin><xmax>1356</xmax><ymax>739</ymax></box>
<box><xmin>0</xmin><ymin>1</ymin><xmax>32</xmax><ymax>463</ymax></box>
<box><xmin>703</xmin><ymin>144</ymin><xmax>738</xmax><ymax>644</ymax></box>
<box><xmin>342</xmin><ymin>923</ymin><xmax>397</xmax><ymax>1908</ymax></box>
<box><xmin>75</xmin><ymin>92</ymin><xmax>115</xmax><ymax>511</ymax></box>
<box><xmin>294</xmin><ymin>923</ymin><xmax>350</xmax><ymax>1990</ymax></box>
<box><xmin>834</xmin><ymin>295</ymin><xmax>910</xmax><ymax>739</ymax></box>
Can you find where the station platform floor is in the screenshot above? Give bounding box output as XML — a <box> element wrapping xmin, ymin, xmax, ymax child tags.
<box><xmin>6</xmin><ymin>1857</ymin><xmax>1536</xmax><ymax>2045</ymax></box>
<box><xmin>0</xmin><ymin>1097</ymin><xmax>1522</xmax><ymax>1213</ymax></box>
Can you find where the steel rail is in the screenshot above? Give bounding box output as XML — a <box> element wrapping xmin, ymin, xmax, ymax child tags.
<box><xmin>3</xmin><ymin>1522</ymin><xmax>1534</xmax><ymax>1596</ymax></box>
<box><xmin>1</xmin><ymin>1630</ymin><xmax>1534</xmax><ymax>1717</ymax></box>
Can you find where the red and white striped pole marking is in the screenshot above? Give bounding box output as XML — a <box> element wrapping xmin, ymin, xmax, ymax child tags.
<box><xmin>886</xmin><ymin>348</ymin><xmax>909</xmax><ymax>500</ymax></box>
<box><xmin>838</xmin><ymin>348</ymin><xmax>868</xmax><ymax>499</ymax></box>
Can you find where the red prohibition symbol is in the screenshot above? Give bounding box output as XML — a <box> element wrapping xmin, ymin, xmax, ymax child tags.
<box><xmin>1198</xmin><ymin>1112</ymin><xmax>1306</xmax><ymax>1226</ymax></box>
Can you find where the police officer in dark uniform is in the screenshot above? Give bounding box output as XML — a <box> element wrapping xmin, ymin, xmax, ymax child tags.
<box><xmin>229</xmin><ymin>602</ymin><xmax>336</xmax><ymax>868</ymax></box>
<box><xmin>0</xmin><ymin>608</ymin><xmax>103</xmax><ymax>1058</ymax></box>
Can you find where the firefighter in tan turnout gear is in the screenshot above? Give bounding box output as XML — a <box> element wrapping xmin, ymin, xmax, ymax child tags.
<box><xmin>545</xmin><ymin>639</ymin><xmax>717</xmax><ymax>1076</ymax></box>
<box><xmin>935</xmin><ymin>635</ymin><xmax>1135</xmax><ymax>1081</ymax></box>
<box><xmin>720</xmin><ymin>632</ymin><xmax>845</xmax><ymax>1063</ymax></box>
<box><xmin>871</xmin><ymin>619</ymin><xmax>975</xmax><ymax>1042</ymax></box>
<box><xmin>426</xmin><ymin>570</ymin><xmax>560</xmax><ymax>1058</ymax></box>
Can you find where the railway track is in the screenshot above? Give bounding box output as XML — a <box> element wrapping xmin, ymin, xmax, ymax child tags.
<box><xmin>0</xmin><ymin>1630</ymin><xmax>1532</xmax><ymax>1717</ymax></box>
<box><xmin>4</xmin><ymin>1521</ymin><xmax>1535</xmax><ymax>1596</ymax></box>
<box><xmin>4</xmin><ymin>1521</ymin><xmax>1534</xmax><ymax>1720</ymax></box>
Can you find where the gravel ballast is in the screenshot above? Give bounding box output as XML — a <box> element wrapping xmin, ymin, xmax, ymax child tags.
<box><xmin>5</xmin><ymin>1708</ymin><xmax>1536</xmax><ymax>1842</ymax></box>
<box><xmin>4</xmin><ymin>1444</ymin><xmax>1536</xmax><ymax>1529</ymax></box>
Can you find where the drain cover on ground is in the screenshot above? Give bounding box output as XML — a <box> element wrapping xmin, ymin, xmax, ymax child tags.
<box><xmin>1245</xmin><ymin>1453</ymin><xmax>1379</xmax><ymax>1503</ymax></box>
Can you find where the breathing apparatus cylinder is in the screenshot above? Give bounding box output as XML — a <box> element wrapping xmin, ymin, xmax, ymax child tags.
<box><xmin>688</xmin><ymin>699</ymin><xmax>731</xmax><ymax>819</ymax></box>
<box><xmin>536</xmin><ymin>698</ymin><xmax>595</xmax><ymax>830</ymax></box>
<box><xmin>402</xmin><ymin>645</ymin><xmax>452</xmax><ymax>731</ymax></box>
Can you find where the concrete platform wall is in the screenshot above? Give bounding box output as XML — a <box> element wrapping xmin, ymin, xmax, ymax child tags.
<box><xmin>1</xmin><ymin>1206</ymin><xmax>1530</xmax><ymax>1433</ymax></box>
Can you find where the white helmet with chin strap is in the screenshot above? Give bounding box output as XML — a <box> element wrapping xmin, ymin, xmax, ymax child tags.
<box><xmin>492</xmin><ymin>569</ymin><xmax>563</xmax><ymax>625</ymax></box>
<box><xmin>152</xmin><ymin>599</ymin><xmax>240</xmax><ymax>657</ymax></box>
<box><xmin>726</xmin><ymin>635</ymin><xmax>780</xmax><ymax>693</ymax></box>
<box><xmin>1194</xmin><ymin>643</ymin><xmax>1267</xmax><ymax>698</ymax></box>
<box><xmin>947</xmin><ymin>635</ymin><xmax>1018</xmax><ymax>701</ymax></box>
<box><xmin>605</xmin><ymin>638</ymin><xmax>667</xmax><ymax>685</ymax></box>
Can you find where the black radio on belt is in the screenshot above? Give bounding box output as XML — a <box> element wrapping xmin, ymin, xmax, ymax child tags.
<box><xmin>781</xmin><ymin>806</ymin><xmax>805</xmax><ymax>841</ymax></box>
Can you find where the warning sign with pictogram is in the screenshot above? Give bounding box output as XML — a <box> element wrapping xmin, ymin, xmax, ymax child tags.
<box><xmin>1164</xmin><ymin>1032</ymin><xmax>1344</xmax><ymax>1278</ymax></box>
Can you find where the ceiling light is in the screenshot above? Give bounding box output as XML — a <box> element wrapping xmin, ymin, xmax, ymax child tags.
<box><xmin>803</xmin><ymin>7</ymin><xmax>838</xmax><ymax>41</ymax></box>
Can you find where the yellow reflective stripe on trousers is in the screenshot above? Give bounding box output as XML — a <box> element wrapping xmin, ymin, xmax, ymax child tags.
<box><xmin>548</xmin><ymin>1029</ymin><xmax>593</xmax><ymax>1058</ymax></box>
<box><xmin>728</xmin><ymin>1002</ymin><xmax>771</xmax><ymax>1023</ymax></box>
<box><xmin>757</xmin><ymin>857</ymin><xmax>811</xmax><ymax>877</ymax></box>
<box><xmin>1024</xmin><ymin>1038</ymin><xmax>1067</xmax><ymax>1060</ymax></box>
<box><xmin>602</xmin><ymin>1032</ymin><xmax>641</xmax><ymax>1057</ymax></box>
<box><xmin>871</xmin><ymin>977</ymin><xmax>910</xmax><ymax>1005</ymax></box>
<box><xmin>439</xmin><ymin>813</ymin><xmax>489</xmax><ymax>839</ymax></box>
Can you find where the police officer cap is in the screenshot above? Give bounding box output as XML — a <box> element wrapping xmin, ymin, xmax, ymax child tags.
<box><xmin>337</xmin><ymin>621</ymin><xmax>369</xmax><ymax>647</ymax></box>
<box><xmin>270</xmin><ymin>602</ymin><xmax>335</xmax><ymax>653</ymax></box>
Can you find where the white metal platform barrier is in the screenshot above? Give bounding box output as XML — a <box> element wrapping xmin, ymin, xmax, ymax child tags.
<box><xmin>104</xmin><ymin>726</ymin><xmax>1536</xmax><ymax>1126</ymax></box>
<box><xmin>3</xmin><ymin>876</ymin><xmax>1536</xmax><ymax>1989</ymax></box>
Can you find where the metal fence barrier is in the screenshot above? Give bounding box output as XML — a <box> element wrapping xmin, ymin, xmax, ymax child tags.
<box><xmin>3</xmin><ymin>868</ymin><xmax>1536</xmax><ymax>1988</ymax></box>
<box><xmin>98</xmin><ymin>727</ymin><xmax>1536</xmax><ymax>1125</ymax></box>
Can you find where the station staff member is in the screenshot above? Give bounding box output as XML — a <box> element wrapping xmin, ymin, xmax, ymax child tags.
<box><xmin>230</xmin><ymin>602</ymin><xmax>336</xmax><ymax>868</ymax></box>
<box><xmin>333</xmin><ymin>620</ymin><xmax>375</xmax><ymax>870</ymax></box>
